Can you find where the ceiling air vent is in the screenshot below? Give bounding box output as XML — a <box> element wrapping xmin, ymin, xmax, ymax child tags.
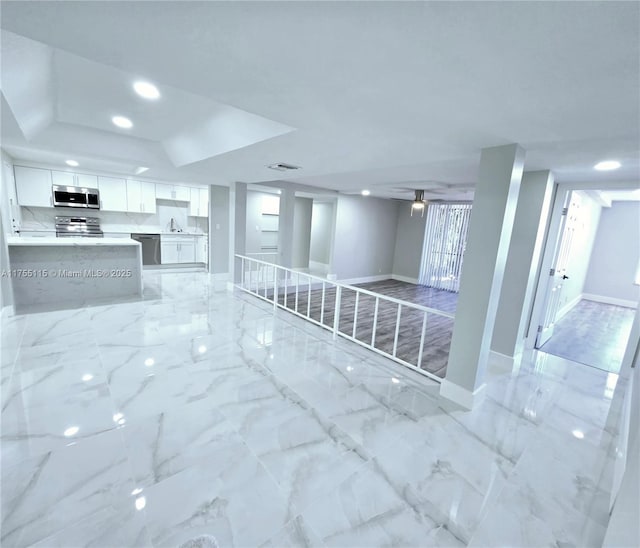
<box><xmin>267</xmin><ymin>163</ymin><xmax>301</xmax><ymax>172</ymax></box>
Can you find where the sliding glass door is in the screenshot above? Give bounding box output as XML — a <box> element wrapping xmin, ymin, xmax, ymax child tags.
<box><xmin>418</xmin><ymin>203</ymin><xmax>472</xmax><ymax>292</ymax></box>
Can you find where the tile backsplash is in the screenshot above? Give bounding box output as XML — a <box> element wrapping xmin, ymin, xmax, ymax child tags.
<box><xmin>19</xmin><ymin>202</ymin><xmax>208</xmax><ymax>234</ymax></box>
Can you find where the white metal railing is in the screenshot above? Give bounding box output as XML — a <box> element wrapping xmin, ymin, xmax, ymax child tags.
<box><xmin>245</xmin><ymin>252</ymin><xmax>279</xmax><ymax>264</ymax></box>
<box><xmin>235</xmin><ymin>254</ymin><xmax>455</xmax><ymax>382</ymax></box>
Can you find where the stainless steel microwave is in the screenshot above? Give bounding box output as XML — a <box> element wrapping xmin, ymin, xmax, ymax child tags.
<box><xmin>52</xmin><ymin>185</ymin><xmax>100</xmax><ymax>209</ymax></box>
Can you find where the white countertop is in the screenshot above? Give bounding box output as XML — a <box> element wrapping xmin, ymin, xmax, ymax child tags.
<box><xmin>18</xmin><ymin>229</ymin><xmax>208</xmax><ymax>236</ymax></box>
<box><xmin>7</xmin><ymin>236</ymin><xmax>141</xmax><ymax>247</ymax></box>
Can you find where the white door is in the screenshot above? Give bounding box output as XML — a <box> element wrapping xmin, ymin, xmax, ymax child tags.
<box><xmin>140</xmin><ymin>182</ymin><xmax>156</xmax><ymax>213</ymax></box>
<box><xmin>126</xmin><ymin>180</ymin><xmax>143</xmax><ymax>213</ymax></box>
<box><xmin>75</xmin><ymin>173</ymin><xmax>98</xmax><ymax>188</ymax></box>
<box><xmin>51</xmin><ymin>170</ymin><xmax>75</xmax><ymax>186</ymax></box>
<box><xmin>199</xmin><ymin>188</ymin><xmax>209</xmax><ymax>217</ymax></box>
<box><xmin>98</xmin><ymin>176</ymin><xmax>128</xmax><ymax>211</ymax></box>
<box><xmin>189</xmin><ymin>187</ymin><xmax>200</xmax><ymax>216</ymax></box>
<box><xmin>535</xmin><ymin>192</ymin><xmax>580</xmax><ymax>348</ymax></box>
<box><xmin>178</xmin><ymin>241</ymin><xmax>196</xmax><ymax>263</ymax></box>
<box><xmin>161</xmin><ymin>242</ymin><xmax>179</xmax><ymax>264</ymax></box>
<box><xmin>14</xmin><ymin>166</ymin><xmax>53</xmax><ymax>207</ymax></box>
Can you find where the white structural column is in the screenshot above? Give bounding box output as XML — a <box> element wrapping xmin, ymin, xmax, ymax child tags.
<box><xmin>277</xmin><ymin>188</ymin><xmax>295</xmax><ymax>268</ymax></box>
<box><xmin>232</xmin><ymin>182</ymin><xmax>248</xmax><ymax>283</ymax></box>
<box><xmin>208</xmin><ymin>185</ymin><xmax>230</xmax><ymax>278</ymax></box>
<box><xmin>491</xmin><ymin>170</ymin><xmax>555</xmax><ymax>369</ymax></box>
<box><xmin>440</xmin><ymin>144</ymin><xmax>525</xmax><ymax>409</ymax></box>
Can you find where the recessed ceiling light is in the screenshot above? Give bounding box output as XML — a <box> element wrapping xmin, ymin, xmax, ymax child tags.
<box><xmin>65</xmin><ymin>160</ymin><xmax>79</xmax><ymax>167</ymax></box>
<box><xmin>64</xmin><ymin>426</ymin><xmax>79</xmax><ymax>437</ymax></box>
<box><xmin>361</xmin><ymin>190</ymin><xmax>370</xmax><ymax>196</ymax></box>
<box><xmin>572</xmin><ymin>429</ymin><xmax>585</xmax><ymax>439</ymax></box>
<box><xmin>133</xmin><ymin>81</ymin><xmax>160</xmax><ymax>100</ymax></box>
<box><xmin>135</xmin><ymin>167</ymin><xmax>149</xmax><ymax>175</ymax></box>
<box><xmin>594</xmin><ymin>160</ymin><xmax>621</xmax><ymax>171</ymax></box>
<box><xmin>112</xmin><ymin>115</ymin><xmax>133</xmax><ymax>129</ymax></box>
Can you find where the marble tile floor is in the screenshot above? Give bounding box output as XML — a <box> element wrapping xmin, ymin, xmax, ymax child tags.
<box><xmin>539</xmin><ymin>299</ymin><xmax>636</xmax><ymax>373</ymax></box>
<box><xmin>0</xmin><ymin>271</ymin><xmax>628</xmax><ymax>547</ymax></box>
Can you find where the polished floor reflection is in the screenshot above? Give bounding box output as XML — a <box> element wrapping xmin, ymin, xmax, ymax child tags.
<box><xmin>0</xmin><ymin>271</ymin><xmax>627</xmax><ymax>547</ymax></box>
<box><xmin>540</xmin><ymin>299</ymin><xmax>635</xmax><ymax>373</ymax></box>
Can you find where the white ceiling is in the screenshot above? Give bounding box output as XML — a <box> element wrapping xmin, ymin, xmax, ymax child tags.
<box><xmin>1</xmin><ymin>1</ymin><xmax>638</xmax><ymax>200</ymax></box>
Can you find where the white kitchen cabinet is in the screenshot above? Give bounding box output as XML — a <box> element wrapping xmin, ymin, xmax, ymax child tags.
<box><xmin>76</xmin><ymin>173</ymin><xmax>99</xmax><ymax>188</ymax></box>
<box><xmin>161</xmin><ymin>242</ymin><xmax>180</xmax><ymax>264</ymax></box>
<box><xmin>51</xmin><ymin>171</ymin><xmax>75</xmax><ymax>186</ymax></box>
<box><xmin>161</xmin><ymin>235</ymin><xmax>196</xmax><ymax>264</ymax></box>
<box><xmin>97</xmin><ymin>176</ymin><xmax>128</xmax><ymax>212</ymax></box>
<box><xmin>51</xmin><ymin>171</ymin><xmax>99</xmax><ymax>189</ymax></box>
<box><xmin>126</xmin><ymin>180</ymin><xmax>157</xmax><ymax>214</ymax></box>
<box><xmin>14</xmin><ymin>166</ymin><xmax>53</xmax><ymax>208</ymax></box>
<box><xmin>195</xmin><ymin>235</ymin><xmax>208</xmax><ymax>263</ymax></box>
<box><xmin>189</xmin><ymin>187</ymin><xmax>209</xmax><ymax>217</ymax></box>
<box><xmin>156</xmin><ymin>183</ymin><xmax>190</xmax><ymax>202</ymax></box>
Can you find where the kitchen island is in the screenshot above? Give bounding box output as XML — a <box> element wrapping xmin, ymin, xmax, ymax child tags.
<box><xmin>6</xmin><ymin>237</ymin><xmax>143</xmax><ymax>312</ymax></box>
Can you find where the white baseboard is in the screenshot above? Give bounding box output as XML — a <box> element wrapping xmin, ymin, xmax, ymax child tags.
<box><xmin>309</xmin><ymin>260</ymin><xmax>330</xmax><ymax>273</ymax></box>
<box><xmin>338</xmin><ymin>274</ymin><xmax>391</xmax><ymax>285</ymax></box>
<box><xmin>557</xmin><ymin>294</ymin><xmax>583</xmax><ymax>320</ymax></box>
<box><xmin>582</xmin><ymin>293</ymin><xmax>638</xmax><ymax>309</ymax></box>
<box><xmin>488</xmin><ymin>350</ymin><xmax>522</xmax><ymax>376</ymax></box>
<box><xmin>210</xmin><ymin>272</ymin><xmax>230</xmax><ymax>282</ymax></box>
<box><xmin>439</xmin><ymin>379</ymin><xmax>486</xmax><ymax>410</ymax></box>
<box><xmin>391</xmin><ymin>274</ymin><xmax>419</xmax><ymax>284</ymax></box>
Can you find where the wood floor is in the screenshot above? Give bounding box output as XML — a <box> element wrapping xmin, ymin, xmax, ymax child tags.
<box><xmin>264</xmin><ymin>279</ymin><xmax>458</xmax><ymax>378</ymax></box>
<box><xmin>539</xmin><ymin>299</ymin><xmax>635</xmax><ymax>372</ymax></box>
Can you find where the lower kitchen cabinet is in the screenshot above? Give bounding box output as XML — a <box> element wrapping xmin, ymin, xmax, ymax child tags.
<box><xmin>195</xmin><ymin>236</ymin><xmax>207</xmax><ymax>263</ymax></box>
<box><xmin>160</xmin><ymin>235</ymin><xmax>196</xmax><ymax>264</ymax></box>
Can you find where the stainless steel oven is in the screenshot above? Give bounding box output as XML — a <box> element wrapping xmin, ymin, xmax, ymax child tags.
<box><xmin>53</xmin><ymin>185</ymin><xmax>100</xmax><ymax>209</ymax></box>
<box><xmin>55</xmin><ymin>216</ymin><xmax>104</xmax><ymax>237</ymax></box>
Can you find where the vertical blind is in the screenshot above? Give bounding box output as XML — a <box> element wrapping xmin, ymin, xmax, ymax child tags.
<box><xmin>418</xmin><ymin>203</ymin><xmax>473</xmax><ymax>292</ymax></box>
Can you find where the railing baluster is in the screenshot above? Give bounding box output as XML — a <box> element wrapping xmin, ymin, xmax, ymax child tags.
<box><xmin>241</xmin><ymin>257</ymin><xmax>245</xmax><ymax>289</ymax></box>
<box><xmin>392</xmin><ymin>304</ymin><xmax>402</xmax><ymax>357</ymax></box>
<box><xmin>417</xmin><ymin>311</ymin><xmax>427</xmax><ymax>369</ymax></box>
<box><xmin>284</xmin><ymin>270</ymin><xmax>288</xmax><ymax>308</ymax></box>
<box><xmin>333</xmin><ymin>285</ymin><xmax>342</xmax><ymax>339</ymax></box>
<box><xmin>295</xmin><ymin>273</ymin><xmax>299</xmax><ymax>312</ymax></box>
<box><xmin>352</xmin><ymin>291</ymin><xmax>360</xmax><ymax>339</ymax></box>
<box><xmin>273</xmin><ymin>266</ymin><xmax>278</xmax><ymax>309</ymax></box>
<box><xmin>307</xmin><ymin>276</ymin><xmax>311</xmax><ymax>318</ymax></box>
<box><xmin>371</xmin><ymin>296</ymin><xmax>379</xmax><ymax>347</ymax></box>
<box><xmin>264</xmin><ymin>265</ymin><xmax>268</xmax><ymax>298</ymax></box>
<box><xmin>320</xmin><ymin>282</ymin><xmax>326</xmax><ymax>325</ymax></box>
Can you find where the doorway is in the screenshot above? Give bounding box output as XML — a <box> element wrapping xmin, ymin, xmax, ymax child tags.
<box><xmin>531</xmin><ymin>188</ymin><xmax>640</xmax><ymax>373</ymax></box>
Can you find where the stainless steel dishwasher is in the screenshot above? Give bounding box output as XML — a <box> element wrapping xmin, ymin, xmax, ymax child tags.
<box><xmin>131</xmin><ymin>233</ymin><xmax>161</xmax><ymax>265</ymax></box>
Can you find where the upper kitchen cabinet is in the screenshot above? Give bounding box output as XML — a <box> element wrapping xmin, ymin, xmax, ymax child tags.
<box><xmin>189</xmin><ymin>187</ymin><xmax>209</xmax><ymax>217</ymax></box>
<box><xmin>97</xmin><ymin>176</ymin><xmax>128</xmax><ymax>212</ymax></box>
<box><xmin>14</xmin><ymin>166</ymin><xmax>53</xmax><ymax>208</ymax></box>
<box><xmin>156</xmin><ymin>183</ymin><xmax>190</xmax><ymax>202</ymax></box>
<box><xmin>126</xmin><ymin>180</ymin><xmax>157</xmax><ymax>214</ymax></box>
<box><xmin>51</xmin><ymin>171</ymin><xmax>98</xmax><ymax>189</ymax></box>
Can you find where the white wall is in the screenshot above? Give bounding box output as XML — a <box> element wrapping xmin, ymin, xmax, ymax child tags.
<box><xmin>584</xmin><ymin>201</ymin><xmax>640</xmax><ymax>304</ymax></box>
<box><xmin>292</xmin><ymin>197</ymin><xmax>312</xmax><ymax>269</ymax></box>
<box><xmin>309</xmin><ymin>201</ymin><xmax>334</xmax><ymax>265</ymax></box>
<box><xmin>559</xmin><ymin>191</ymin><xmax>602</xmax><ymax>312</ymax></box>
<box><xmin>245</xmin><ymin>190</ymin><xmax>270</xmax><ymax>254</ymax></box>
<box><xmin>392</xmin><ymin>202</ymin><xmax>427</xmax><ymax>282</ymax></box>
<box><xmin>331</xmin><ymin>195</ymin><xmax>399</xmax><ymax>281</ymax></box>
<box><xmin>0</xmin><ymin>151</ymin><xmax>19</xmax><ymax>309</ymax></box>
